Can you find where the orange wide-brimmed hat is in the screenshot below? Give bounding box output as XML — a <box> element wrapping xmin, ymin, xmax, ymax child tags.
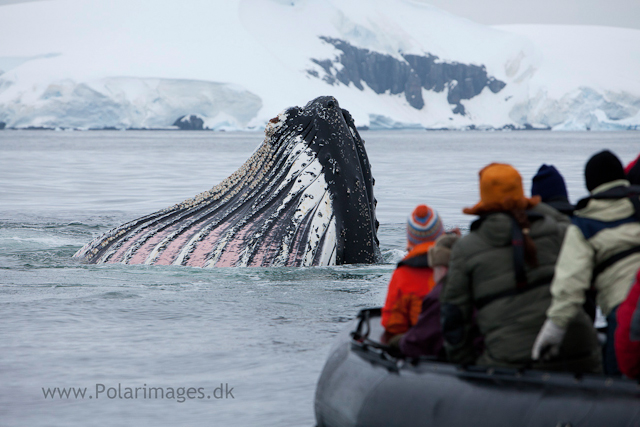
<box><xmin>463</xmin><ymin>163</ymin><xmax>541</xmax><ymax>215</ymax></box>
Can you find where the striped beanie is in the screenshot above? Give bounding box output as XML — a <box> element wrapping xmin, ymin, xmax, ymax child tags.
<box><xmin>407</xmin><ymin>204</ymin><xmax>444</xmax><ymax>248</ymax></box>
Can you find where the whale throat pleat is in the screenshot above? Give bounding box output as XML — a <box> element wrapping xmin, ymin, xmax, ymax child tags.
<box><xmin>73</xmin><ymin>96</ymin><xmax>380</xmax><ymax>267</ymax></box>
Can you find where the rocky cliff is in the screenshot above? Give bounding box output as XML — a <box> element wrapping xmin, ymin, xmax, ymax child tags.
<box><xmin>310</xmin><ymin>37</ymin><xmax>505</xmax><ymax>115</ymax></box>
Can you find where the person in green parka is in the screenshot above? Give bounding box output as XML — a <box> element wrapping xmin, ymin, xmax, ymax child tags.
<box><xmin>440</xmin><ymin>163</ymin><xmax>601</xmax><ymax>373</ymax></box>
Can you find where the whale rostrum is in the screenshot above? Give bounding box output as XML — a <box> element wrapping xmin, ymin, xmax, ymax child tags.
<box><xmin>74</xmin><ymin>96</ymin><xmax>382</xmax><ymax>267</ymax></box>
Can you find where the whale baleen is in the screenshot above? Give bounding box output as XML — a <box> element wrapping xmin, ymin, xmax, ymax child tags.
<box><xmin>74</xmin><ymin>96</ymin><xmax>381</xmax><ymax>267</ymax></box>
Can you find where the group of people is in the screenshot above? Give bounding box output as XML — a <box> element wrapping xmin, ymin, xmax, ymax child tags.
<box><xmin>381</xmin><ymin>150</ymin><xmax>640</xmax><ymax>378</ymax></box>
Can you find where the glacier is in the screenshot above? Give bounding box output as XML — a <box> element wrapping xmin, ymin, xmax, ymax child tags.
<box><xmin>0</xmin><ymin>77</ymin><xmax>262</xmax><ymax>130</ymax></box>
<box><xmin>0</xmin><ymin>0</ymin><xmax>638</xmax><ymax>131</ymax></box>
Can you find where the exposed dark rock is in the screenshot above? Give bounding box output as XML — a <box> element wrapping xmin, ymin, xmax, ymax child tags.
<box><xmin>311</xmin><ymin>59</ymin><xmax>334</xmax><ymax>74</ymax></box>
<box><xmin>173</xmin><ymin>115</ymin><xmax>205</xmax><ymax>130</ymax></box>
<box><xmin>489</xmin><ymin>78</ymin><xmax>506</xmax><ymax>93</ymax></box>
<box><xmin>311</xmin><ymin>37</ymin><xmax>506</xmax><ymax>115</ymax></box>
<box><xmin>452</xmin><ymin>103</ymin><xmax>466</xmax><ymax>116</ymax></box>
<box><xmin>323</xmin><ymin>75</ymin><xmax>338</xmax><ymax>86</ymax></box>
<box><xmin>424</xmin><ymin>127</ymin><xmax>451</xmax><ymax>131</ymax></box>
<box><xmin>523</xmin><ymin>123</ymin><xmax>551</xmax><ymax>131</ymax></box>
<box><xmin>0</xmin><ymin>122</ymin><xmax>5</xmax><ymax>130</ymax></box>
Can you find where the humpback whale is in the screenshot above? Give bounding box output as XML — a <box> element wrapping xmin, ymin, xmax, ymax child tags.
<box><xmin>74</xmin><ymin>96</ymin><xmax>381</xmax><ymax>267</ymax></box>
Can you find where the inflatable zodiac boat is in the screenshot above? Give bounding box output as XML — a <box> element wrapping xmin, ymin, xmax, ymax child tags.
<box><xmin>315</xmin><ymin>308</ymin><xmax>640</xmax><ymax>427</ymax></box>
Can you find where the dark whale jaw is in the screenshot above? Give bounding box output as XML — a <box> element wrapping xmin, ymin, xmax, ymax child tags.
<box><xmin>74</xmin><ymin>96</ymin><xmax>381</xmax><ymax>267</ymax></box>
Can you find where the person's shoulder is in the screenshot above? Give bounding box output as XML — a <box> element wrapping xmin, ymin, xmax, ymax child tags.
<box><xmin>449</xmin><ymin>230</ymin><xmax>480</xmax><ymax>259</ymax></box>
<box><xmin>532</xmin><ymin>202</ymin><xmax>570</xmax><ymax>224</ymax></box>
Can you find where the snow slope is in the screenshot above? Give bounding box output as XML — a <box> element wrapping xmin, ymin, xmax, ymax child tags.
<box><xmin>0</xmin><ymin>0</ymin><xmax>638</xmax><ymax>130</ymax></box>
<box><xmin>494</xmin><ymin>25</ymin><xmax>640</xmax><ymax>130</ymax></box>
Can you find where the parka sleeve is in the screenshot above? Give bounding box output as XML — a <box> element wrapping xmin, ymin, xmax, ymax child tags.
<box><xmin>440</xmin><ymin>241</ymin><xmax>476</xmax><ymax>364</ymax></box>
<box><xmin>547</xmin><ymin>224</ymin><xmax>595</xmax><ymax>329</ymax></box>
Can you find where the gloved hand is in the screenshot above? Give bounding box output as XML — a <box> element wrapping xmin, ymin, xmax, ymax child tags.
<box><xmin>531</xmin><ymin>319</ymin><xmax>567</xmax><ymax>361</ymax></box>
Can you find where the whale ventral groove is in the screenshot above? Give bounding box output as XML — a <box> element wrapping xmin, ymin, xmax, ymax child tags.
<box><xmin>74</xmin><ymin>96</ymin><xmax>382</xmax><ymax>267</ymax></box>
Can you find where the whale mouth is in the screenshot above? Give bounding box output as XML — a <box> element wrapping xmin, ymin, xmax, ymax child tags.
<box><xmin>74</xmin><ymin>96</ymin><xmax>381</xmax><ymax>267</ymax></box>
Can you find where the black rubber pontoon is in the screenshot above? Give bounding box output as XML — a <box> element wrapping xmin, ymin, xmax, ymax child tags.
<box><xmin>315</xmin><ymin>308</ymin><xmax>640</xmax><ymax>427</ymax></box>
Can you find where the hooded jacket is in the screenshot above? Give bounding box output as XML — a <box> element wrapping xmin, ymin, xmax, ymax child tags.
<box><xmin>547</xmin><ymin>180</ymin><xmax>640</xmax><ymax>328</ymax></box>
<box><xmin>441</xmin><ymin>203</ymin><xmax>601</xmax><ymax>371</ymax></box>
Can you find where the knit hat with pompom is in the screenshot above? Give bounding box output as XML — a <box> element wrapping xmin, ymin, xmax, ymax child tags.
<box><xmin>407</xmin><ymin>204</ymin><xmax>444</xmax><ymax>249</ymax></box>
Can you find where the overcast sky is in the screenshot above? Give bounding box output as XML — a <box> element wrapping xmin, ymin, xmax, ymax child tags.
<box><xmin>423</xmin><ymin>0</ymin><xmax>640</xmax><ymax>29</ymax></box>
<box><xmin>1</xmin><ymin>0</ymin><xmax>639</xmax><ymax>29</ymax></box>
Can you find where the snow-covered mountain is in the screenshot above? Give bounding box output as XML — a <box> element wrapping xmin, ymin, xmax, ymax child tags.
<box><xmin>0</xmin><ymin>0</ymin><xmax>639</xmax><ymax>130</ymax></box>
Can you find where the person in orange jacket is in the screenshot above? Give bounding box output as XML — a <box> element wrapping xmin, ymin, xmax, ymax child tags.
<box><xmin>382</xmin><ymin>204</ymin><xmax>445</xmax><ymax>344</ymax></box>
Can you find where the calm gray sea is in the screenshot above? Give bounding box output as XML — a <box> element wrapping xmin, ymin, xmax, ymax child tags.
<box><xmin>1</xmin><ymin>130</ymin><xmax>638</xmax><ymax>427</ymax></box>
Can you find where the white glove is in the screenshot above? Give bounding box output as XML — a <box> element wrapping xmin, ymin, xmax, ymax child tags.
<box><xmin>531</xmin><ymin>319</ymin><xmax>567</xmax><ymax>361</ymax></box>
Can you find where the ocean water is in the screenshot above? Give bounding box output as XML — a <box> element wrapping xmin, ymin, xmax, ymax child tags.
<box><xmin>1</xmin><ymin>130</ymin><xmax>638</xmax><ymax>426</ymax></box>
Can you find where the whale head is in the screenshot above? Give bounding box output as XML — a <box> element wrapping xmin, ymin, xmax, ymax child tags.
<box><xmin>74</xmin><ymin>96</ymin><xmax>381</xmax><ymax>267</ymax></box>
